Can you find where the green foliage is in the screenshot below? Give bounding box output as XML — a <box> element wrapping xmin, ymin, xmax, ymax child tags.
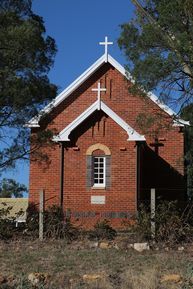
<box><xmin>133</xmin><ymin>201</ymin><xmax>193</xmax><ymax>244</ymax></box>
<box><xmin>0</xmin><ymin>202</ymin><xmax>25</xmax><ymax>239</ymax></box>
<box><xmin>88</xmin><ymin>219</ymin><xmax>117</xmax><ymax>241</ymax></box>
<box><xmin>118</xmin><ymin>0</ymin><xmax>193</xmax><ymax>112</ymax></box>
<box><xmin>155</xmin><ymin>201</ymin><xmax>189</xmax><ymax>243</ymax></box>
<box><xmin>0</xmin><ymin>0</ymin><xmax>57</xmax><ymax>172</ymax></box>
<box><xmin>181</xmin><ymin>104</ymin><xmax>193</xmax><ymax>198</ymax></box>
<box><xmin>44</xmin><ymin>206</ymin><xmax>80</xmax><ymax>241</ymax></box>
<box><xmin>133</xmin><ymin>204</ymin><xmax>152</xmax><ymax>241</ymax></box>
<box><xmin>26</xmin><ymin>205</ymin><xmax>80</xmax><ymax>241</ymax></box>
<box><xmin>183</xmin><ymin>263</ymin><xmax>193</xmax><ymax>289</ymax></box>
<box><xmin>25</xmin><ymin>203</ymin><xmax>39</xmax><ymax>237</ymax></box>
<box><xmin>0</xmin><ymin>178</ymin><xmax>27</xmax><ymax>198</ymax></box>
<box><xmin>0</xmin><ymin>275</ymin><xmax>47</xmax><ymax>289</ymax></box>
<box><xmin>0</xmin><ymin>204</ymin><xmax>14</xmax><ymax>239</ymax></box>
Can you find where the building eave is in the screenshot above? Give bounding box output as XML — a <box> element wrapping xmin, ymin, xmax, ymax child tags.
<box><xmin>26</xmin><ymin>53</ymin><xmax>189</xmax><ymax>127</ymax></box>
<box><xmin>26</xmin><ymin>54</ymin><xmax>106</xmax><ymax>127</ymax></box>
<box><xmin>53</xmin><ymin>100</ymin><xmax>145</xmax><ymax>142</ymax></box>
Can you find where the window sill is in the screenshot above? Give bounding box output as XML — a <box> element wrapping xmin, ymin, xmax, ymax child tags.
<box><xmin>92</xmin><ymin>186</ymin><xmax>106</xmax><ymax>190</ymax></box>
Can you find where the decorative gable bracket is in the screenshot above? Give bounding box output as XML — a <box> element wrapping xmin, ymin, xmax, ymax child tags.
<box><xmin>53</xmin><ymin>100</ymin><xmax>145</xmax><ymax>142</ymax></box>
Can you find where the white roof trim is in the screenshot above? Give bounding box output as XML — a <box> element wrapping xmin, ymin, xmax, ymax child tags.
<box><xmin>108</xmin><ymin>55</ymin><xmax>189</xmax><ymax>126</ymax></box>
<box><xmin>26</xmin><ymin>53</ymin><xmax>189</xmax><ymax>127</ymax></box>
<box><xmin>26</xmin><ymin>54</ymin><xmax>107</xmax><ymax>127</ymax></box>
<box><xmin>101</xmin><ymin>102</ymin><xmax>145</xmax><ymax>141</ymax></box>
<box><xmin>53</xmin><ymin>100</ymin><xmax>145</xmax><ymax>142</ymax></box>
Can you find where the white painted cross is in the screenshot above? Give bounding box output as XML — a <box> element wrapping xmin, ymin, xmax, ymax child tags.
<box><xmin>99</xmin><ymin>36</ymin><xmax>113</xmax><ymax>62</ymax></box>
<box><xmin>92</xmin><ymin>82</ymin><xmax>106</xmax><ymax>110</ymax></box>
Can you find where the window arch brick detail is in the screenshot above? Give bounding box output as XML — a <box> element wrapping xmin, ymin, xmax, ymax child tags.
<box><xmin>86</xmin><ymin>143</ymin><xmax>111</xmax><ymax>156</ymax></box>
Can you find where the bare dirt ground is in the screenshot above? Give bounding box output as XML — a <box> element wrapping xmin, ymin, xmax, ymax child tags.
<box><xmin>0</xmin><ymin>239</ymin><xmax>193</xmax><ymax>288</ymax></box>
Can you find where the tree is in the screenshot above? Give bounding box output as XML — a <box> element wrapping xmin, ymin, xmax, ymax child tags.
<box><xmin>118</xmin><ymin>0</ymin><xmax>193</xmax><ymax>114</ymax></box>
<box><xmin>181</xmin><ymin>105</ymin><xmax>193</xmax><ymax>197</ymax></box>
<box><xmin>0</xmin><ymin>0</ymin><xmax>57</xmax><ymax>173</ymax></box>
<box><xmin>0</xmin><ymin>178</ymin><xmax>27</xmax><ymax>198</ymax></box>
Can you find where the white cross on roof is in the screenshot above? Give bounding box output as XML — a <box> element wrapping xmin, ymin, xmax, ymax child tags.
<box><xmin>92</xmin><ymin>82</ymin><xmax>106</xmax><ymax>110</ymax></box>
<box><xmin>99</xmin><ymin>36</ymin><xmax>113</xmax><ymax>62</ymax></box>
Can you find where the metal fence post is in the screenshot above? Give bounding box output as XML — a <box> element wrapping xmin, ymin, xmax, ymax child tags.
<box><xmin>39</xmin><ymin>190</ymin><xmax>44</xmax><ymax>241</ymax></box>
<box><xmin>151</xmin><ymin>188</ymin><xmax>156</xmax><ymax>240</ymax></box>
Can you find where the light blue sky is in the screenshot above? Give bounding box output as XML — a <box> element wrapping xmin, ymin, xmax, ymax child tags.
<box><xmin>3</xmin><ymin>0</ymin><xmax>134</xmax><ymax>189</ymax></box>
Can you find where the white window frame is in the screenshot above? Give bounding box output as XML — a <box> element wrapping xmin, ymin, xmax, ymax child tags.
<box><xmin>93</xmin><ymin>156</ymin><xmax>106</xmax><ymax>188</ymax></box>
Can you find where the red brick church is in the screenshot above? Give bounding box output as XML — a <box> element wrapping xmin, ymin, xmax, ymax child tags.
<box><xmin>28</xmin><ymin>37</ymin><xmax>188</xmax><ymax>228</ymax></box>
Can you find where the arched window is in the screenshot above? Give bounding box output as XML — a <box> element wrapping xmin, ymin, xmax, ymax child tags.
<box><xmin>86</xmin><ymin>144</ymin><xmax>111</xmax><ymax>189</ymax></box>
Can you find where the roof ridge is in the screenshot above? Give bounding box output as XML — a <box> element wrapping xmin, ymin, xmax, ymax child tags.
<box><xmin>26</xmin><ymin>53</ymin><xmax>189</xmax><ymax>127</ymax></box>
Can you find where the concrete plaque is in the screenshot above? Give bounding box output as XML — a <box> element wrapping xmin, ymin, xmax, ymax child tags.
<box><xmin>91</xmin><ymin>196</ymin><xmax>105</xmax><ymax>204</ymax></box>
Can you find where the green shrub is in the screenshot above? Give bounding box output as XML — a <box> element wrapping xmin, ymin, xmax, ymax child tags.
<box><xmin>0</xmin><ymin>204</ymin><xmax>21</xmax><ymax>240</ymax></box>
<box><xmin>44</xmin><ymin>206</ymin><xmax>79</xmax><ymax>241</ymax></box>
<box><xmin>155</xmin><ymin>201</ymin><xmax>189</xmax><ymax>244</ymax></box>
<box><xmin>26</xmin><ymin>205</ymin><xmax>80</xmax><ymax>241</ymax></box>
<box><xmin>132</xmin><ymin>201</ymin><xmax>193</xmax><ymax>244</ymax></box>
<box><xmin>88</xmin><ymin>219</ymin><xmax>117</xmax><ymax>240</ymax></box>
<box><xmin>132</xmin><ymin>204</ymin><xmax>152</xmax><ymax>242</ymax></box>
<box><xmin>25</xmin><ymin>204</ymin><xmax>39</xmax><ymax>238</ymax></box>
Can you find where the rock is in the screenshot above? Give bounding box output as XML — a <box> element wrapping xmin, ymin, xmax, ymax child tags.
<box><xmin>133</xmin><ymin>242</ymin><xmax>149</xmax><ymax>252</ymax></box>
<box><xmin>83</xmin><ymin>273</ymin><xmax>105</xmax><ymax>282</ymax></box>
<box><xmin>89</xmin><ymin>241</ymin><xmax>99</xmax><ymax>249</ymax></box>
<box><xmin>127</xmin><ymin>243</ymin><xmax>134</xmax><ymax>249</ymax></box>
<box><xmin>161</xmin><ymin>274</ymin><xmax>182</xmax><ymax>283</ymax></box>
<box><xmin>28</xmin><ymin>273</ymin><xmax>49</xmax><ymax>286</ymax></box>
<box><xmin>28</xmin><ymin>273</ymin><xmax>40</xmax><ymax>286</ymax></box>
<box><xmin>178</xmin><ymin>246</ymin><xmax>184</xmax><ymax>251</ymax></box>
<box><xmin>113</xmin><ymin>243</ymin><xmax>119</xmax><ymax>250</ymax></box>
<box><xmin>99</xmin><ymin>242</ymin><xmax>111</xmax><ymax>249</ymax></box>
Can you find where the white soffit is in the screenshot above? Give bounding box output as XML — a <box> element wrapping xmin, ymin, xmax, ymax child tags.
<box><xmin>26</xmin><ymin>53</ymin><xmax>189</xmax><ymax>127</ymax></box>
<box><xmin>53</xmin><ymin>100</ymin><xmax>145</xmax><ymax>142</ymax></box>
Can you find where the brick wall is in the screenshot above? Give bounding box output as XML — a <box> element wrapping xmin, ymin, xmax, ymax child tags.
<box><xmin>29</xmin><ymin>63</ymin><xmax>185</xmax><ymax>228</ymax></box>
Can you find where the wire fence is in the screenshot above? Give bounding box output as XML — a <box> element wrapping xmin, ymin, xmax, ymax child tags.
<box><xmin>0</xmin><ymin>187</ymin><xmax>192</xmax><ymax>239</ymax></box>
<box><xmin>37</xmin><ymin>189</ymin><xmax>190</xmax><ymax>233</ymax></box>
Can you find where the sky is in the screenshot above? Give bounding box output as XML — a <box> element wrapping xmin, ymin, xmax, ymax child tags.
<box><xmin>3</xmin><ymin>0</ymin><xmax>135</xmax><ymax>190</ymax></box>
<box><xmin>33</xmin><ymin>0</ymin><xmax>134</xmax><ymax>90</ymax></box>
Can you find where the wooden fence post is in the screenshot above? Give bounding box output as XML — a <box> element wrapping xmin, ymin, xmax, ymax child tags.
<box><xmin>151</xmin><ymin>188</ymin><xmax>156</xmax><ymax>240</ymax></box>
<box><xmin>39</xmin><ymin>190</ymin><xmax>45</xmax><ymax>241</ymax></box>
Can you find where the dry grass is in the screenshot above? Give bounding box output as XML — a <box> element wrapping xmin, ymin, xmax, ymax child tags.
<box><xmin>122</xmin><ymin>268</ymin><xmax>160</xmax><ymax>289</ymax></box>
<box><xmin>0</xmin><ymin>240</ymin><xmax>193</xmax><ymax>288</ymax></box>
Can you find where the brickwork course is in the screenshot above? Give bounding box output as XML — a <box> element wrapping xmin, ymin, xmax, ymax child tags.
<box><xmin>29</xmin><ymin>52</ymin><xmax>186</xmax><ymax>228</ymax></box>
